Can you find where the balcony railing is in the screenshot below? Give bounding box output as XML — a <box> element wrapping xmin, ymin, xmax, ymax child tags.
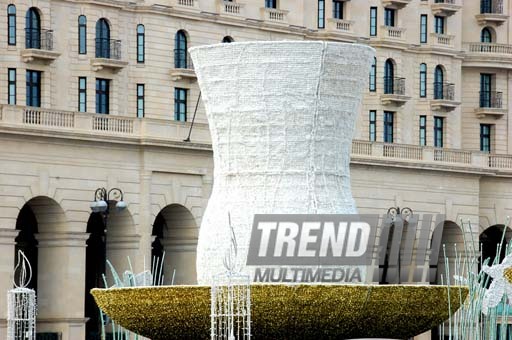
<box><xmin>381</xmin><ymin>25</ymin><xmax>405</xmax><ymax>39</ymax></box>
<box><xmin>431</xmin><ymin>33</ymin><xmax>453</xmax><ymax>46</ymax></box>
<box><xmin>174</xmin><ymin>49</ymin><xmax>194</xmax><ymax>69</ymax></box>
<box><xmin>25</xmin><ymin>29</ymin><xmax>54</xmax><ymax>50</ymax></box>
<box><xmin>95</xmin><ymin>38</ymin><xmax>122</xmax><ymax>60</ymax></box>
<box><xmin>261</xmin><ymin>7</ymin><xmax>288</xmax><ymax>23</ymax></box>
<box><xmin>467</xmin><ymin>42</ymin><xmax>512</xmax><ymax>54</ymax></box>
<box><xmin>435</xmin><ymin>0</ymin><xmax>456</xmax><ymax>3</ymax></box>
<box><xmin>480</xmin><ymin>0</ymin><xmax>503</xmax><ymax>14</ymax></box>
<box><xmin>383</xmin><ymin>77</ymin><xmax>405</xmax><ymax>95</ymax></box>
<box><xmin>433</xmin><ymin>82</ymin><xmax>455</xmax><ymax>100</ymax></box>
<box><xmin>479</xmin><ymin>91</ymin><xmax>503</xmax><ymax>108</ymax></box>
<box><xmin>220</xmin><ymin>0</ymin><xmax>242</xmax><ymax>15</ymax></box>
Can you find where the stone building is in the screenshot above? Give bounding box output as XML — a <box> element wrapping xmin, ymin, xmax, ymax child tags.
<box><xmin>0</xmin><ymin>0</ymin><xmax>510</xmax><ymax>339</ymax></box>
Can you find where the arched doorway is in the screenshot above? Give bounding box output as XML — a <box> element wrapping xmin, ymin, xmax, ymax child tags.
<box><xmin>95</xmin><ymin>18</ymin><xmax>110</xmax><ymax>58</ymax></box>
<box><xmin>480</xmin><ymin>224</ymin><xmax>512</xmax><ymax>266</ymax></box>
<box><xmin>151</xmin><ymin>204</ymin><xmax>198</xmax><ymax>284</ymax></box>
<box><xmin>432</xmin><ymin>220</ymin><xmax>464</xmax><ymax>285</ymax></box>
<box><xmin>25</xmin><ymin>7</ymin><xmax>41</xmax><ymax>49</ymax></box>
<box><xmin>481</xmin><ymin>27</ymin><xmax>493</xmax><ymax>43</ymax></box>
<box><xmin>222</xmin><ymin>36</ymin><xmax>234</xmax><ymax>43</ymax></box>
<box><xmin>15</xmin><ymin>204</ymin><xmax>39</xmax><ymax>290</ymax></box>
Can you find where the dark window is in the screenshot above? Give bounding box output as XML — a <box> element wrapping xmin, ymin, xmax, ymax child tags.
<box><xmin>222</xmin><ymin>36</ymin><xmax>234</xmax><ymax>43</ymax></box>
<box><xmin>78</xmin><ymin>77</ymin><xmax>86</xmax><ymax>112</ymax></box>
<box><xmin>369</xmin><ymin>110</ymin><xmax>376</xmax><ymax>142</ymax></box>
<box><xmin>419</xmin><ymin>115</ymin><xmax>426</xmax><ymax>146</ymax></box>
<box><xmin>384</xmin><ymin>59</ymin><xmax>394</xmax><ymax>94</ymax></box>
<box><xmin>370</xmin><ymin>7</ymin><xmax>377</xmax><ymax>36</ymax></box>
<box><xmin>369</xmin><ymin>57</ymin><xmax>377</xmax><ymax>92</ymax></box>
<box><xmin>26</xmin><ymin>70</ymin><xmax>41</xmax><ymax>107</ymax></box>
<box><xmin>137</xmin><ymin>84</ymin><xmax>144</xmax><ymax>118</ymax></box>
<box><xmin>420</xmin><ymin>63</ymin><xmax>427</xmax><ymax>98</ymax></box>
<box><xmin>384</xmin><ymin>8</ymin><xmax>395</xmax><ymax>27</ymax></box>
<box><xmin>174</xmin><ymin>88</ymin><xmax>187</xmax><ymax>122</ymax></box>
<box><xmin>384</xmin><ymin>111</ymin><xmax>394</xmax><ymax>143</ymax></box>
<box><xmin>333</xmin><ymin>1</ymin><xmax>344</xmax><ymax>19</ymax></box>
<box><xmin>95</xmin><ymin>78</ymin><xmax>109</xmax><ymax>114</ymax></box>
<box><xmin>265</xmin><ymin>0</ymin><xmax>277</xmax><ymax>9</ymax></box>
<box><xmin>481</xmin><ymin>27</ymin><xmax>492</xmax><ymax>42</ymax></box>
<box><xmin>434</xmin><ymin>65</ymin><xmax>444</xmax><ymax>99</ymax></box>
<box><xmin>95</xmin><ymin>18</ymin><xmax>110</xmax><ymax>58</ymax></box>
<box><xmin>318</xmin><ymin>0</ymin><xmax>325</xmax><ymax>28</ymax></box>
<box><xmin>8</xmin><ymin>68</ymin><xmax>16</xmax><ymax>105</ymax></box>
<box><xmin>434</xmin><ymin>16</ymin><xmax>444</xmax><ymax>34</ymax></box>
<box><xmin>480</xmin><ymin>73</ymin><xmax>492</xmax><ymax>107</ymax></box>
<box><xmin>480</xmin><ymin>124</ymin><xmax>491</xmax><ymax>152</ymax></box>
<box><xmin>78</xmin><ymin>15</ymin><xmax>86</xmax><ymax>54</ymax></box>
<box><xmin>25</xmin><ymin>8</ymin><xmax>40</xmax><ymax>49</ymax></box>
<box><xmin>137</xmin><ymin>24</ymin><xmax>144</xmax><ymax>63</ymax></box>
<box><xmin>434</xmin><ymin>116</ymin><xmax>443</xmax><ymax>147</ymax></box>
<box><xmin>8</xmin><ymin>5</ymin><xmax>16</xmax><ymax>46</ymax></box>
<box><xmin>175</xmin><ymin>30</ymin><xmax>187</xmax><ymax>68</ymax></box>
<box><xmin>420</xmin><ymin>14</ymin><xmax>427</xmax><ymax>43</ymax></box>
<box><xmin>481</xmin><ymin>0</ymin><xmax>493</xmax><ymax>13</ymax></box>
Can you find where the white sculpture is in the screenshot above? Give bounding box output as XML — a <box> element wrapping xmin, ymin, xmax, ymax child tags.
<box><xmin>190</xmin><ymin>41</ymin><xmax>375</xmax><ymax>284</ymax></box>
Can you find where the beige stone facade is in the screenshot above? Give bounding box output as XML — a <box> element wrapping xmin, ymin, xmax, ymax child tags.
<box><xmin>0</xmin><ymin>0</ymin><xmax>511</xmax><ymax>339</ymax></box>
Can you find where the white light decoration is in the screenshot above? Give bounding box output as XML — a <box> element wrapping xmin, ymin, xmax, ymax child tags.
<box><xmin>7</xmin><ymin>250</ymin><xmax>37</xmax><ymax>340</ymax></box>
<box><xmin>190</xmin><ymin>41</ymin><xmax>375</xmax><ymax>284</ymax></box>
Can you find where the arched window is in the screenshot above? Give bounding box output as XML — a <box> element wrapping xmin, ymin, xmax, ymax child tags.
<box><xmin>369</xmin><ymin>57</ymin><xmax>376</xmax><ymax>91</ymax></box>
<box><xmin>8</xmin><ymin>5</ymin><xmax>16</xmax><ymax>45</ymax></box>
<box><xmin>95</xmin><ymin>18</ymin><xmax>110</xmax><ymax>58</ymax></box>
<box><xmin>137</xmin><ymin>24</ymin><xmax>145</xmax><ymax>63</ymax></box>
<box><xmin>222</xmin><ymin>36</ymin><xmax>234</xmax><ymax>43</ymax></box>
<box><xmin>384</xmin><ymin>59</ymin><xmax>394</xmax><ymax>94</ymax></box>
<box><xmin>175</xmin><ymin>30</ymin><xmax>188</xmax><ymax>68</ymax></box>
<box><xmin>25</xmin><ymin>8</ymin><xmax>40</xmax><ymax>49</ymax></box>
<box><xmin>419</xmin><ymin>63</ymin><xmax>427</xmax><ymax>98</ymax></box>
<box><xmin>481</xmin><ymin>27</ymin><xmax>493</xmax><ymax>43</ymax></box>
<box><xmin>78</xmin><ymin>15</ymin><xmax>86</xmax><ymax>54</ymax></box>
<box><xmin>434</xmin><ymin>65</ymin><xmax>444</xmax><ymax>99</ymax></box>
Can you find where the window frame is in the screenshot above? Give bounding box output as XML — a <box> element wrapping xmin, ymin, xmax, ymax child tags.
<box><xmin>8</xmin><ymin>4</ymin><xmax>16</xmax><ymax>46</ymax></box>
<box><xmin>95</xmin><ymin>78</ymin><xmax>110</xmax><ymax>114</ymax></box>
<box><xmin>370</xmin><ymin>7</ymin><xmax>377</xmax><ymax>37</ymax></box>
<box><xmin>174</xmin><ymin>87</ymin><xmax>187</xmax><ymax>122</ymax></box>
<box><xmin>420</xmin><ymin>63</ymin><xmax>427</xmax><ymax>98</ymax></box>
<box><xmin>26</xmin><ymin>70</ymin><xmax>41</xmax><ymax>107</ymax></box>
<box><xmin>137</xmin><ymin>84</ymin><xmax>145</xmax><ymax>118</ymax></box>
<box><xmin>369</xmin><ymin>110</ymin><xmax>377</xmax><ymax>142</ymax></box>
<box><xmin>480</xmin><ymin>124</ymin><xmax>491</xmax><ymax>152</ymax></box>
<box><xmin>384</xmin><ymin>8</ymin><xmax>395</xmax><ymax>27</ymax></box>
<box><xmin>384</xmin><ymin>111</ymin><xmax>394</xmax><ymax>143</ymax></box>
<box><xmin>419</xmin><ymin>115</ymin><xmax>427</xmax><ymax>146</ymax></box>
<box><xmin>434</xmin><ymin>16</ymin><xmax>445</xmax><ymax>34</ymax></box>
<box><xmin>318</xmin><ymin>0</ymin><xmax>325</xmax><ymax>29</ymax></box>
<box><xmin>8</xmin><ymin>68</ymin><xmax>16</xmax><ymax>105</ymax></box>
<box><xmin>137</xmin><ymin>24</ymin><xmax>145</xmax><ymax>63</ymax></box>
<box><xmin>434</xmin><ymin>116</ymin><xmax>444</xmax><ymax>148</ymax></box>
<box><xmin>420</xmin><ymin>14</ymin><xmax>428</xmax><ymax>43</ymax></box>
<box><xmin>265</xmin><ymin>0</ymin><xmax>277</xmax><ymax>9</ymax></box>
<box><xmin>78</xmin><ymin>77</ymin><xmax>87</xmax><ymax>112</ymax></box>
<box><xmin>369</xmin><ymin>57</ymin><xmax>377</xmax><ymax>92</ymax></box>
<box><xmin>333</xmin><ymin>0</ymin><xmax>344</xmax><ymax>20</ymax></box>
<box><xmin>78</xmin><ymin>15</ymin><xmax>87</xmax><ymax>54</ymax></box>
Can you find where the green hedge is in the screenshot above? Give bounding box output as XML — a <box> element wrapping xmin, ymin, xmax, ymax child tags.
<box><xmin>92</xmin><ymin>284</ymin><xmax>467</xmax><ymax>340</ymax></box>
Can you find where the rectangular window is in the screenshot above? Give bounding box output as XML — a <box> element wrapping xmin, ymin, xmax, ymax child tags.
<box><xmin>95</xmin><ymin>78</ymin><xmax>109</xmax><ymax>114</ymax></box>
<box><xmin>384</xmin><ymin>111</ymin><xmax>394</xmax><ymax>143</ymax></box>
<box><xmin>78</xmin><ymin>16</ymin><xmax>87</xmax><ymax>54</ymax></box>
<box><xmin>434</xmin><ymin>16</ymin><xmax>445</xmax><ymax>34</ymax></box>
<box><xmin>174</xmin><ymin>88</ymin><xmax>187</xmax><ymax>122</ymax></box>
<box><xmin>480</xmin><ymin>73</ymin><xmax>492</xmax><ymax>107</ymax></box>
<box><xmin>137</xmin><ymin>25</ymin><xmax>145</xmax><ymax>63</ymax></box>
<box><xmin>369</xmin><ymin>57</ymin><xmax>376</xmax><ymax>92</ymax></box>
<box><xmin>480</xmin><ymin>124</ymin><xmax>491</xmax><ymax>152</ymax></box>
<box><xmin>420</xmin><ymin>64</ymin><xmax>427</xmax><ymax>98</ymax></box>
<box><xmin>434</xmin><ymin>116</ymin><xmax>443</xmax><ymax>147</ymax></box>
<box><xmin>26</xmin><ymin>70</ymin><xmax>41</xmax><ymax>107</ymax></box>
<box><xmin>318</xmin><ymin>0</ymin><xmax>325</xmax><ymax>29</ymax></box>
<box><xmin>8</xmin><ymin>5</ymin><xmax>16</xmax><ymax>46</ymax></box>
<box><xmin>420</xmin><ymin>14</ymin><xmax>428</xmax><ymax>43</ymax></box>
<box><xmin>333</xmin><ymin>0</ymin><xmax>344</xmax><ymax>19</ymax></box>
<box><xmin>78</xmin><ymin>77</ymin><xmax>86</xmax><ymax>112</ymax></box>
<box><xmin>384</xmin><ymin>8</ymin><xmax>395</xmax><ymax>27</ymax></box>
<box><xmin>370</xmin><ymin>7</ymin><xmax>377</xmax><ymax>36</ymax></box>
<box><xmin>419</xmin><ymin>115</ymin><xmax>426</xmax><ymax>146</ymax></box>
<box><xmin>369</xmin><ymin>110</ymin><xmax>376</xmax><ymax>142</ymax></box>
<box><xmin>8</xmin><ymin>68</ymin><xmax>16</xmax><ymax>105</ymax></box>
<box><xmin>265</xmin><ymin>0</ymin><xmax>277</xmax><ymax>9</ymax></box>
<box><xmin>137</xmin><ymin>84</ymin><xmax>145</xmax><ymax>118</ymax></box>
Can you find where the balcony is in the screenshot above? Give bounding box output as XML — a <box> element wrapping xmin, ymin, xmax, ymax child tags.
<box><xmin>0</xmin><ymin>105</ymin><xmax>212</xmax><ymax>147</ymax></box>
<box><xmin>475</xmin><ymin>91</ymin><xmax>506</xmax><ymax>118</ymax></box>
<box><xmin>260</xmin><ymin>7</ymin><xmax>289</xmax><ymax>25</ymax></box>
<box><xmin>381</xmin><ymin>0</ymin><xmax>411</xmax><ymax>9</ymax></box>
<box><xmin>381</xmin><ymin>77</ymin><xmax>410</xmax><ymax>106</ymax></box>
<box><xmin>171</xmin><ymin>49</ymin><xmax>196</xmax><ymax>81</ymax></box>
<box><xmin>321</xmin><ymin>18</ymin><xmax>356</xmax><ymax>41</ymax></box>
<box><xmin>463</xmin><ymin>43</ymin><xmax>512</xmax><ymax>69</ymax></box>
<box><xmin>21</xmin><ymin>29</ymin><xmax>60</xmax><ymax>63</ymax></box>
<box><xmin>91</xmin><ymin>39</ymin><xmax>128</xmax><ymax>72</ymax></box>
<box><xmin>171</xmin><ymin>0</ymin><xmax>200</xmax><ymax>11</ymax></box>
<box><xmin>372</xmin><ymin>25</ymin><xmax>407</xmax><ymax>49</ymax></box>
<box><xmin>431</xmin><ymin>82</ymin><xmax>460</xmax><ymax>111</ymax></box>
<box><xmin>476</xmin><ymin>0</ymin><xmax>508</xmax><ymax>25</ymax></box>
<box><xmin>430</xmin><ymin>33</ymin><xmax>454</xmax><ymax>48</ymax></box>
<box><xmin>217</xmin><ymin>0</ymin><xmax>244</xmax><ymax>18</ymax></box>
<box><xmin>431</xmin><ymin>0</ymin><xmax>461</xmax><ymax>17</ymax></box>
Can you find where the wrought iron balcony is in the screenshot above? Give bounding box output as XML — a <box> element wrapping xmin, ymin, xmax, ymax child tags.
<box><xmin>476</xmin><ymin>0</ymin><xmax>508</xmax><ymax>25</ymax></box>
<box><xmin>171</xmin><ymin>49</ymin><xmax>196</xmax><ymax>81</ymax></box>
<box><xmin>21</xmin><ymin>29</ymin><xmax>60</xmax><ymax>63</ymax></box>
<box><xmin>91</xmin><ymin>39</ymin><xmax>127</xmax><ymax>72</ymax></box>
<box><xmin>476</xmin><ymin>91</ymin><xmax>506</xmax><ymax>118</ymax></box>
<box><xmin>381</xmin><ymin>77</ymin><xmax>409</xmax><ymax>106</ymax></box>
<box><xmin>431</xmin><ymin>82</ymin><xmax>459</xmax><ymax>111</ymax></box>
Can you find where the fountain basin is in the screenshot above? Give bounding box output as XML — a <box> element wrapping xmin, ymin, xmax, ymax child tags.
<box><xmin>92</xmin><ymin>284</ymin><xmax>467</xmax><ymax>339</ymax></box>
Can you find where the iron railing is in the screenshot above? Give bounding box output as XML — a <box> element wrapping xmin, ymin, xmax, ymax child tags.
<box><xmin>433</xmin><ymin>82</ymin><xmax>455</xmax><ymax>100</ymax></box>
<box><xmin>480</xmin><ymin>0</ymin><xmax>503</xmax><ymax>14</ymax></box>
<box><xmin>95</xmin><ymin>38</ymin><xmax>122</xmax><ymax>59</ymax></box>
<box><xmin>174</xmin><ymin>49</ymin><xmax>193</xmax><ymax>69</ymax></box>
<box><xmin>25</xmin><ymin>28</ymin><xmax>54</xmax><ymax>50</ymax></box>
<box><xmin>479</xmin><ymin>91</ymin><xmax>503</xmax><ymax>108</ymax></box>
<box><xmin>383</xmin><ymin>77</ymin><xmax>405</xmax><ymax>95</ymax></box>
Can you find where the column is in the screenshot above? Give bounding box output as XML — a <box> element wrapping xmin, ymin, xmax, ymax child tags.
<box><xmin>106</xmin><ymin>234</ymin><xmax>141</xmax><ymax>285</ymax></box>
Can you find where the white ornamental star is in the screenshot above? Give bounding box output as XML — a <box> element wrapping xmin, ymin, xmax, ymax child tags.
<box><xmin>482</xmin><ymin>254</ymin><xmax>512</xmax><ymax>315</ymax></box>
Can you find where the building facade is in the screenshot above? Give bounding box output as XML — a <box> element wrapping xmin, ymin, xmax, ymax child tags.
<box><xmin>0</xmin><ymin>0</ymin><xmax>511</xmax><ymax>339</ymax></box>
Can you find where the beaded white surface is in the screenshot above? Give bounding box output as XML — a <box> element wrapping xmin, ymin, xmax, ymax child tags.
<box><xmin>481</xmin><ymin>254</ymin><xmax>512</xmax><ymax>315</ymax></box>
<box><xmin>190</xmin><ymin>41</ymin><xmax>375</xmax><ymax>284</ymax></box>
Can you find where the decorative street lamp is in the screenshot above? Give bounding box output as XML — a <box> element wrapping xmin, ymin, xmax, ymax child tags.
<box><xmin>387</xmin><ymin>206</ymin><xmax>413</xmax><ymax>222</ymax></box>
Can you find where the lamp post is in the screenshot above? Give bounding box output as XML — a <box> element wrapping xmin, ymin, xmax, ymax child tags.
<box><xmin>384</xmin><ymin>206</ymin><xmax>413</xmax><ymax>284</ymax></box>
